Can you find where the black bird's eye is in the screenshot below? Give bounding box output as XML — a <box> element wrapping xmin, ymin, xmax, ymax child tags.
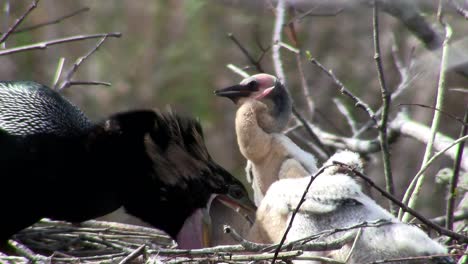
<box><xmin>229</xmin><ymin>185</ymin><xmax>245</xmax><ymax>199</ymax></box>
<box><xmin>247</xmin><ymin>80</ymin><xmax>259</xmax><ymax>91</ymax></box>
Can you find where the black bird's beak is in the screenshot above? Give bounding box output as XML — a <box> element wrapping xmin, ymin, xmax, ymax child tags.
<box><xmin>214</xmin><ymin>84</ymin><xmax>253</xmax><ymax>103</ymax></box>
<box><xmin>215</xmin><ymin>193</ymin><xmax>257</xmax><ymax>225</ymax></box>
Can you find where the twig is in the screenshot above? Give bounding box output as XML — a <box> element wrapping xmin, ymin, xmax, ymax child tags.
<box><xmin>333</xmin><ymin>98</ymin><xmax>359</xmax><ymax>138</ymax></box>
<box><xmin>287</xmin><ymin>7</ymin><xmax>344</xmax><ymax>25</ymax></box>
<box><xmin>355</xmin><ymin>43</ymin><xmax>416</xmax><ymax>137</ymax></box>
<box><xmin>309</xmin><ymin>58</ymin><xmax>377</xmax><ymax>124</ymax></box>
<box><xmin>293</xmin><ymin>118</ymin><xmax>399</xmax><ymax>154</ymax></box>
<box><xmin>286</xmin><ymin>14</ymin><xmax>315</xmax><ymax>116</ymax></box>
<box><xmin>400</xmin><ymin>135</ymin><xmax>468</xmax><ymax>222</ymax></box>
<box><xmin>373</xmin><ymin>0</ymin><xmax>395</xmax><ymax>214</ymax></box>
<box><xmin>446</xmin><ymin>108</ymin><xmax>468</xmax><ymax>230</ymax></box>
<box><xmin>344</xmin><ymin>227</ymin><xmax>362</xmax><ymax>263</ymax></box>
<box><xmin>402</xmin><ymin>22</ymin><xmax>453</xmax><ymax>223</ymax></box>
<box><xmin>333</xmin><ymin>161</ymin><xmax>468</xmax><ymax>243</ymax></box>
<box><xmin>59</xmin><ymin>35</ymin><xmax>109</xmax><ymax>90</ymax></box>
<box><xmin>432</xmin><ymin>210</ymin><xmax>468</xmax><ymax>226</ymax></box>
<box><xmin>52</xmin><ymin>57</ymin><xmax>65</xmax><ymax>89</ymax></box>
<box><xmin>0</xmin><ymin>32</ymin><xmax>121</xmax><ymax>56</ymax></box>
<box><xmin>1</xmin><ymin>0</ymin><xmax>10</xmax><ymax>49</ymax></box>
<box><xmin>448</xmin><ymin>0</ymin><xmax>468</xmax><ymax>19</ymax></box>
<box><xmin>399</xmin><ymin>103</ymin><xmax>467</xmax><ymax>126</ymax></box>
<box><xmin>390</xmin><ymin>111</ymin><xmax>468</xmax><ymax>172</ymax></box>
<box><xmin>364</xmin><ymin>253</ymin><xmax>461</xmax><ymax>264</ymax></box>
<box><xmin>272</xmin><ymin>0</ymin><xmax>287</xmax><ymax>86</ymax></box>
<box><xmin>118</xmin><ymin>244</ymin><xmax>146</xmax><ymax>264</ymax></box>
<box><xmin>227</xmin><ymin>33</ymin><xmax>264</xmax><ymax>73</ymax></box>
<box><xmin>272</xmin><ymin>164</ymin><xmax>335</xmax><ymax>262</ymax></box>
<box><xmin>64</xmin><ymin>81</ymin><xmax>111</xmax><ymax>87</ymax></box>
<box><xmin>292</xmin><ymin>107</ymin><xmax>331</xmax><ymax>158</ymax></box>
<box><xmin>13</xmin><ymin>7</ymin><xmax>90</xmax><ymax>34</ymax></box>
<box><xmin>226</xmin><ymin>64</ymin><xmax>250</xmax><ymax>78</ymax></box>
<box><xmin>0</xmin><ymin>0</ymin><xmax>39</xmax><ymax>44</ymax></box>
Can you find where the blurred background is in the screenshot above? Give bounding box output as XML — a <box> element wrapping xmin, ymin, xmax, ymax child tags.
<box><xmin>0</xmin><ymin>0</ymin><xmax>467</xmax><ymax>218</ymax></box>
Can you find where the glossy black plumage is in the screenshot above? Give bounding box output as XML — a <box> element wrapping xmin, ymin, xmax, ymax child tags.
<box><xmin>0</xmin><ymin>81</ymin><xmax>253</xmax><ymax>242</ymax></box>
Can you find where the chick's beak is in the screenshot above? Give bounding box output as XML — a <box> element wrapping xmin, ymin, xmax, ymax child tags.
<box><xmin>214</xmin><ymin>84</ymin><xmax>254</xmax><ymax>103</ymax></box>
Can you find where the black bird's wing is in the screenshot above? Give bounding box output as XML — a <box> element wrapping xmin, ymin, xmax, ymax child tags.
<box><xmin>0</xmin><ymin>81</ymin><xmax>92</xmax><ymax>136</ymax></box>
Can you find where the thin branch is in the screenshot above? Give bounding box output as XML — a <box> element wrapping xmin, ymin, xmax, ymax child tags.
<box><xmin>399</xmin><ymin>103</ymin><xmax>468</xmax><ymax>126</ymax></box>
<box><xmin>226</xmin><ymin>64</ymin><xmax>250</xmax><ymax>78</ymax></box>
<box><xmin>333</xmin><ymin>98</ymin><xmax>358</xmax><ymax>135</ymax></box>
<box><xmin>59</xmin><ymin>36</ymin><xmax>109</xmax><ymax>90</ymax></box>
<box><xmin>344</xmin><ymin>227</ymin><xmax>362</xmax><ymax>263</ymax></box>
<box><xmin>286</xmin><ymin>13</ymin><xmax>315</xmax><ymax>116</ymax></box>
<box><xmin>354</xmin><ymin>43</ymin><xmax>416</xmax><ymax>137</ymax></box>
<box><xmin>52</xmin><ymin>57</ymin><xmax>65</xmax><ymax>89</ymax></box>
<box><xmin>272</xmin><ymin>164</ymin><xmax>335</xmax><ymax>262</ymax></box>
<box><xmin>390</xmin><ymin>111</ymin><xmax>468</xmax><ymax>172</ymax></box>
<box><xmin>287</xmin><ymin>7</ymin><xmax>344</xmax><ymax>25</ymax></box>
<box><xmin>402</xmin><ymin>23</ymin><xmax>453</xmax><ymax>223</ymax></box>
<box><xmin>0</xmin><ymin>0</ymin><xmax>39</xmax><ymax>44</ymax></box>
<box><xmin>309</xmin><ymin>58</ymin><xmax>378</xmax><ymax>124</ymax></box>
<box><xmin>272</xmin><ymin>0</ymin><xmax>287</xmax><ymax>86</ymax></box>
<box><xmin>333</xmin><ymin>161</ymin><xmax>468</xmax><ymax>243</ymax></box>
<box><xmin>448</xmin><ymin>0</ymin><xmax>468</xmax><ymax>19</ymax></box>
<box><xmin>118</xmin><ymin>244</ymin><xmax>145</xmax><ymax>264</ymax></box>
<box><xmin>13</xmin><ymin>7</ymin><xmax>90</xmax><ymax>34</ymax></box>
<box><xmin>0</xmin><ymin>32</ymin><xmax>121</xmax><ymax>56</ymax></box>
<box><xmin>373</xmin><ymin>0</ymin><xmax>395</xmax><ymax>214</ymax></box>
<box><xmin>292</xmin><ymin>107</ymin><xmax>331</xmax><ymax>158</ymax></box>
<box><xmin>227</xmin><ymin>33</ymin><xmax>264</xmax><ymax>73</ymax></box>
<box><xmin>432</xmin><ymin>210</ymin><xmax>468</xmax><ymax>226</ymax></box>
<box><xmin>1</xmin><ymin>0</ymin><xmax>10</xmax><ymax>49</ymax></box>
<box><xmin>446</xmin><ymin>107</ymin><xmax>468</xmax><ymax>230</ymax></box>
<box><xmin>401</xmin><ymin>135</ymin><xmax>468</xmax><ymax>223</ymax></box>
<box><xmin>65</xmin><ymin>81</ymin><xmax>111</xmax><ymax>87</ymax></box>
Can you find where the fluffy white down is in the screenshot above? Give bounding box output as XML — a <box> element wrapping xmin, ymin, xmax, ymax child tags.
<box><xmin>275</xmin><ymin>134</ymin><xmax>318</xmax><ymax>174</ymax></box>
<box><xmin>263</xmin><ymin>173</ymin><xmax>449</xmax><ymax>264</ymax></box>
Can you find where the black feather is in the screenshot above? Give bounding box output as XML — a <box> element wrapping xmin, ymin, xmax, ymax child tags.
<box><xmin>0</xmin><ymin>81</ymin><xmax>248</xmax><ymax>240</ymax></box>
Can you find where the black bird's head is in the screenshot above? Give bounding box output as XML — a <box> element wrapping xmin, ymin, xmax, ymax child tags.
<box><xmin>100</xmin><ymin>110</ymin><xmax>256</xmax><ymax>248</ymax></box>
<box><xmin>215</xmin><ymin>74</ymin><xmax>292</xmax><ymax>132</ymax></box>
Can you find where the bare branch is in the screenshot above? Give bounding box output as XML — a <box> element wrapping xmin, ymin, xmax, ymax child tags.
<box><xmin>448</xmin><ymin>0</ymin><xmax>468</xmax><ymax>19</ymax></box>
<box><xmin>52</xmin><ymin>57</ymin><xmax>65</xmax><ymax>89</ymax></box>
<box><xmin>13</xmin><ymin>7</ymin><xmax>90</xmax><ymax>34</ymax></box>
<box><xmin>333</xmin><ymin>98</ymin><xmax>358</xmax><ymax>135</ymax></box>
<box><xmin>292</xmin><ymin>107</ymin><xmax>331</xmax><ymax>158</ymax></box>
<box><xmin>226</xmin><ymin>64</ymin><xmax>250</xmax><ymax>78</ymax></box>
<box><xmin>227</xmin><ymin>33</ymin><xmax>264</xmax><ymax>73</ymax></box>
<box><xmin>390</xmin><ymin>112</ymin><xmax>468</xmax><ymax>172</ymax></box>
<box><xmin>355</xmin><ymin>43</ymin><xmax>416</xmax><ymax>137</ymax></box>
<box><xmin>310</xmin><ymin>58</ymin><xmax>378</xmax><ymax>124</ymax></box>
<box><xmin>0</xmin><ymin>0</ymin><xmax>39</xmax><ymax>44</ymax></box>
<box><xmin>373</xmin><ymin>0</ymin><xmax>395</xmax><ymax>214</ymax></box>
<box><xmin>0</xmin><ymin>32</ymin><xmax>121</xmax><ymax>56</ymax></box>
<box><xmin>446</xmin><ymin>108</ymin><xmax>468</xmax><ymax>230</ymax></box>
<box><xmin>402</xmin><ymin>23</ymin><xmax>453</xmax><ymax>222</ymax></box>
<box><xmin>59</xmin><ymin>36</ymin><xmax>109</xmax><ymax>90</ymax></box>
<box><xmin>272</xmin><ymin>0</ymin><xmax>287</xmax><ymax>86</ymax></box>
<box><xmin>334</xmin><ymin>161</ymin><xmax>468</xmax><ymax>243</ymax></box>
<box><xmin>118</xmin><ymin>244</ymin><xmax>146</xmax><ymax>264</ymax></box>
<box><xmin>63</xmin><ymin>81</ymin><xmax>111</xmax><ymax>88</ymax></box>
<box><xmin>399</xmin><ymin>103</ymin><xmax>468</xmax><ymax>126</ymax></box>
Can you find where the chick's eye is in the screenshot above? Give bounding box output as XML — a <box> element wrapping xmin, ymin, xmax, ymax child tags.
<box><xmin>229</xmin><ymin>185</ymin><xmax>245</xmax><ymax>199</ymax></box>
<box><xmin>247</xmin><ymin>80</ymin><xmax>259</xmax><ymax>91</ymax></box>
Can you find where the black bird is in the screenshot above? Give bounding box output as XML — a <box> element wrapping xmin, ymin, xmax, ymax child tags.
<box><xmin>0</xmin><ymin>81</ymin><xmax>255</xmax><ymax>249</ymax></box>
